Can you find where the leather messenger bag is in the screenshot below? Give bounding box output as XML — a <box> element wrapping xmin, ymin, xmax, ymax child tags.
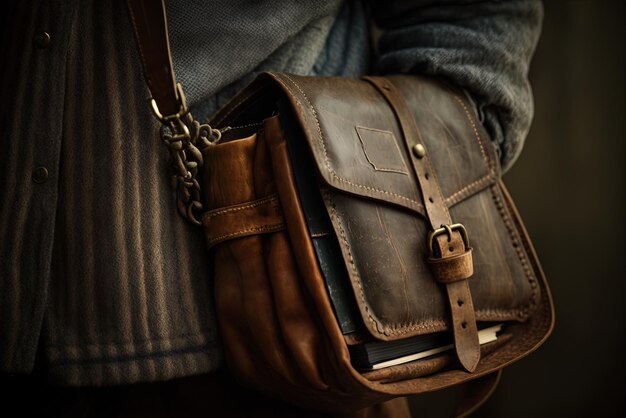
<box><xmin>126</xmin><ymin>0</ymin><xmax>554</xmax><ymax>414</ymax></box>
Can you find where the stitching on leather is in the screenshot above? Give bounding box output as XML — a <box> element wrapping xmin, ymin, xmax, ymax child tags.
<box><xmin>355</xmin><ymin>126</ymin><xmax>409</xmax><ymax>175</ymax></box>
<box><xmin>445</xmin><ymin>173</ymin><xmax>493</xmax><ymax>206</ymax></box>
<box><xmin>436</xmin><ymin>93</ymin><xmax>497</xmax><ymax>201</ymax></box>
<box><xmin>322</xmin><ymin>189</ymin><xmax>383</xmax><ymax>335</ymax></box>
<box><xmin>452</xmin><ymin>94</ymin><xmax>492</xmax><ymax>170</ymax></box>
<box><xmin>475</xmin><ymin>309</ymin><xmax>526</xmax><ymax>319</ymax></box>
<box><xmin>385</xmin><ymin>320</ymin><xmax>448</xmax><ymax>335</ymax></box>
<box><xmin>207</xmin><ymin>224</ymin><xmax>284</xmax><ymax>246</ymax></box>
<box><xmin>510</xmin><ymin>202</ymin><xmax>552</xmax><ymax>341</ymax></box>
<box><xmin>490</xmin><ymin>185</ymin><xmax>538</xmax><ymax>318</ymax></box>
<box><xmin>204</xmin><ymin>195</ymin><xmax>279</xmax><ymax>219</ymax></box>
<box><xmin>280</xmin><ymin>74</ymin><xmax>423</xmax><ymax>210</ymax></box>
<box><xmin>320</xmin><ymin>183</ymin><xmax>538</xmax><ymax>336</ymax></box>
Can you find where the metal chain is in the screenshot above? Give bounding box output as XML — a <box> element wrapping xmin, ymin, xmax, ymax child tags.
<box><xmin>160</xmin><ymin>112</ymin><xmax>221</xmax><ymax>226</ymax></box>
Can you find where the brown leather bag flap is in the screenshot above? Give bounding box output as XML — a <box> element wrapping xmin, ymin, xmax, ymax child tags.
<box><xmin>212</xmin><ymin>73</ymin><xmax>499</xmax><ymax>216</ymax></box>
<box><xmin>210</xmin><ymin>73</ymin><xmax>541</xmax><ymax>342</ymax></box>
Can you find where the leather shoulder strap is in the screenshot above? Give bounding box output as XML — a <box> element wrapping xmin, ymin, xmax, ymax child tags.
<box><xmin>126</xmin><ymin>0</ymin><xmax>182</xmax><ymax>118</ymax></box>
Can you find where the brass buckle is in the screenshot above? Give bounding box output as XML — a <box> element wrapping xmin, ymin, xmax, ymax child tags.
<box><xmin>149</xmin><ymin>83</ymin><xmax>188</xmax><ymax>123</ymax></box>
<box><xmin>427</xmin><ymin>223</ymin><xmax>470</xmax><ymax>257</ymax></box>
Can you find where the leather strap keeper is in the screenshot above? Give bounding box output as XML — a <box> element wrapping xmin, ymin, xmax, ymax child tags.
<box><xmin>428</xmin><ymin>248</ymin><xmax>474</xmax><ymax>283</ymax></box>
<box><xmin>202</xmin><ymin>194</ymin><xmax>285</xmax><ymax>249</ymax></box>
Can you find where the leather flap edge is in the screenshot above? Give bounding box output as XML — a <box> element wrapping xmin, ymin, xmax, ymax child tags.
<box><xmin>210</xmin><ymin>72</ymin><xmax>499</xmax><ymax>216</ymax></box>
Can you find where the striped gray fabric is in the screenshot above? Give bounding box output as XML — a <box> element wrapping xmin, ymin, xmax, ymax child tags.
<box><xmin>0</xmin><ymin>0</ymin><xmax>69</xmax><ymax>374</ymax></box>
<box><xmin>0</xmin><ymin>0</ymin><xmax>355</xmax><ymax>385</ymax></box>
<box><xmin>3</xmin><ymin>0</ymin><xmax>222</xmax><ymax>386</ymax></box>
<box><xmin>39</xmin><ymin>0</ymin><xmax>223</xmax><ymax>385</ymax></box>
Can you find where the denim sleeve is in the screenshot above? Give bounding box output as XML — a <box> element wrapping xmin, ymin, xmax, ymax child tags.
<box><xmin>370</xmin><ymin>0</ymin><xmax>543</xmax><ymax>172</ymax></box>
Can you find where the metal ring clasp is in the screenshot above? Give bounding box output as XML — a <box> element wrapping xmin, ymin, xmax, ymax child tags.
<box><xmin>149</xmin><ymin>83</ymin><xmax>188</xmax><ymax>123</ymax></box>
<box><xmin>427</xmin><ymin>223</ymin><xmax>470</xmax><ymax>257</ymax></box>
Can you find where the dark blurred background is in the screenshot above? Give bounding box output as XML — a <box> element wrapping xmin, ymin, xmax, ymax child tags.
<box><xmin>411</xmin><ymin>1</ymin><xmax>625</xmax><ymax>417</ymax></box>
<box><xmin>486</xmin><ymin>0</ymin><xmax>625</xmax><ymax>416</ymax></box>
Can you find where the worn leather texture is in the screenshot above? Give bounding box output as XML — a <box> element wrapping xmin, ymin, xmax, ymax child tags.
<box><xmin>202</xmin><ymin>73</ymin><xmax>554</xmax><ymax>412</ymax></box>
<box><xmin>362</xmin><ymin>75</ymin><xmax>480</xmax><ymax>372</ymax></box>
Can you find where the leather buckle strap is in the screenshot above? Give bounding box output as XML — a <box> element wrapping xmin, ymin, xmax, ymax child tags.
<box><xmin>364</xmin><ymin>76</ymin><xmax>480</xmax><ymax>372</ymax></box>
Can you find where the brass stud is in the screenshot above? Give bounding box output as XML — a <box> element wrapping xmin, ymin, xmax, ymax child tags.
<box><xmin>33</xmin><ymin>32</ymin><xmax>51</xmax><ymax>49</ymax></box>
<box><xmin>32</xmin><ymin>166</ymin><xmax>49</xmax><ymax>184</ymax></box>
<box><xmin>412</xmin><ymin>143</ymin><xmax>426</xmax><ymax>159</ymax></box>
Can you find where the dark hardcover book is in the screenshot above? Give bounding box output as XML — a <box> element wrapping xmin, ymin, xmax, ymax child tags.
<box><xmin>279</xmin><ymin>99</ymin><xmax>361</xmax><ymax>335</ymax></box>
<box><xmin>349</xmin><ymin>324</ymin><xmax>502</xmax><ymax>371</ymax></box>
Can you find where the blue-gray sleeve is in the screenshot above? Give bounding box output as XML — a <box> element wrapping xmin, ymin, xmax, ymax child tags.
<box><xmin>371</xmin><ymin>0</ymin><xmax>543</xmax><ymax>172</ymax></box>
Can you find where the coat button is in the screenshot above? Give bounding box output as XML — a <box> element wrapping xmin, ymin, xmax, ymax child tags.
<box><xmin>33</xmin><ymin>32</ymin><xmax>52</xmax><ymax>49</ymax></box>
<box><xmin>32</xmin><ymin>166</ymin><xmax>49</xmax><ymax>184</ymax></box>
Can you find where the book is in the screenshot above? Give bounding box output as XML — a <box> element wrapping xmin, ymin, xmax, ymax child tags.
<box><xmin>350</xmin><ymin>324</ymin><xmax>503</xmax><ymax>371</ymax></box>
<box><xmin>280</xmin><ymin>99</ymin><xmax>361</xmax><ymax>334</ymax></box>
